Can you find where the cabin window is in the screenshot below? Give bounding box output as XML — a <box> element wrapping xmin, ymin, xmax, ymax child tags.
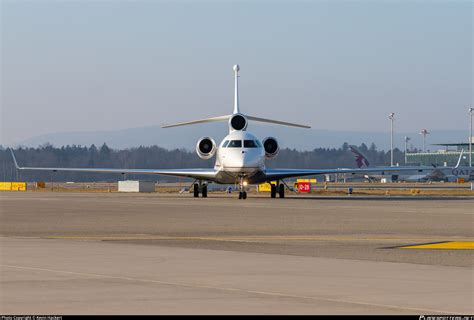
<box><xmin>227</xmin><ymin>140</ymin><xmax>242</xmax><ymax>148</ymax></box>
<box><xmin>255</xmin><ymin>140</ymin><xmax>262</xmax><ymax>148</ymax></box>
<box><xmin>222</xmin><ymin>140</ymin><xmax>230</xmax><ymax>148</ymax></box>
<box><xmin>244</xmin><ymin>140</ymin><xmax>258</xmax><ymax>148</ymax></box>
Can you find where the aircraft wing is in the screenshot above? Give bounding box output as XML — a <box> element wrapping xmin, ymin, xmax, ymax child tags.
<box><xmin>264</xmin><ymin>166</ymin><xmax>431</xmax><ymax>181</ymax></box>
<box><xmin>10</xmin><ymin>149</ymin><xmax>216</xmax><ymax>180</ymax></box>
<box><xmin>264</xmin><ymin>149</ymin><xmax>466</xmax><ymax>181</ymax></box>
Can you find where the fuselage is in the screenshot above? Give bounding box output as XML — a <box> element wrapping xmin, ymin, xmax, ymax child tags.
<box><xmin>213</xmin><ymin>130</ymin><xmax>267</xmax><ymax>184</ymax></box>
<box><xmin>162</xmin><ymin>64</ymin><xmax>306</xmax><ymax>188</ymax></box>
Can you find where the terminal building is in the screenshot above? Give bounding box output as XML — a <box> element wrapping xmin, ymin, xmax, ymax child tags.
<box><xmin>405</xmin><ymin>138</ymin><xmax>473</xmax><ymax>166</ymax></box>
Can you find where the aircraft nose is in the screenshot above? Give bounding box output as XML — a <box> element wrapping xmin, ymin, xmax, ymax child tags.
<box><xmin>236</xmin><ymin>151</ymin><xmax>247</xmax><ymax>168</ymax></box>
<box><xmin>227</xmin><ymin>151</ymin><xmax>249</xmax><ymax>171</ymax></box>
<box><xmin>224</xmin><ymin>150</ymin><xmax>260</xmax><ymax>173</ymax></box>
<box><xmin>242</xmin><ymin>151</ymin><xmax>260</xmax><ymax>168</ymax></box>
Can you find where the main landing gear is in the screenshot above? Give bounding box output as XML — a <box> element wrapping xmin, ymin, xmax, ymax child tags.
<box><xmin>270</xmin><ymin>182</ymin><xmax>285</xmax><ymax>199</ymax></box>
<box><xmin>193</xmin><ymin>181</ymin><xmax>207</xmax><ymax>198</ymax></box>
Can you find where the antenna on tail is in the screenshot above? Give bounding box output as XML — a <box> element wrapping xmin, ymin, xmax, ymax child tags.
<box><xmin>233</xmin><ymin>64</ymin><xmax>240</xmax><ymax>114</ymax></box>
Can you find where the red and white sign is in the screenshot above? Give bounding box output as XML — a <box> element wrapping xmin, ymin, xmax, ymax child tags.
<box><xmin>298</xmin><ymin>182</ymin><xmax>311</xmax><ymax>193</ymax></box>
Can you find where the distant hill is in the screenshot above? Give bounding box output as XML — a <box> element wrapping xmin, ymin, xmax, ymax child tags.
<box><xmin>15</xmin><ymin>123</ymin><xmax>467</xmax><ymax>152</ymax></box>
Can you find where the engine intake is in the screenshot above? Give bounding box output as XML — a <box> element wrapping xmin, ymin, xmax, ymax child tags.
<box><xmin>196</xmin><ymin>137</ymin><xmax>217</xmax><ymax>160</ymax></box>
<box><xmin>262</xmin><ymin>137</ymin><xmax>279</xmax><ymax>159</ymax></box>
<box><xmin>229</xmin><ymin>114</ymin><xmax>248</xmax><ymax>131</ymax></box>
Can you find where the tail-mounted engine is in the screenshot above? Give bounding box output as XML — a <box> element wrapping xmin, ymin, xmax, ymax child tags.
<box><xmin>196</xmin><ymin>137</ymin><xmax>217</xmax><ymax>160</ymax></box>
<box><xmin>262</xmin><ymin>137</ymin><xmax>279</xmax><ymax>159</ymax></box>
<box><xmin>229</xmin><ymin>114</ymin><xmax>248</xmax><ymax>131</ymax></box>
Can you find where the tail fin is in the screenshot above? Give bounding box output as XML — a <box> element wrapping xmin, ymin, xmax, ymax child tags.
<box><xmin>350</xmin><ymin>146</ymin><xmax>370</xmax><ymax>168</ymax></box>
<box><xmin>161</xmin><ymin>64</ymin><xmax>311</xmax><ymax>129</ymax></box>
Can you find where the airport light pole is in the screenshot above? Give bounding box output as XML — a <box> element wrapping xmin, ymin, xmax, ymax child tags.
<box><xmin>469</xmin><ymin>107</ymin><xmax>473</xmax><ymax>167</ymax></box>
<box><xmin>388</xmin><ymin>113</ymin><xmax>395</xmax><ymax>167</ymax></box>
<box><xmin>404</xmin><ymin>136</ymin><xmax>410</xmax><ymax>164</ymax></box>
<box><xmin>420</xmin><ymin>129</ymin><xmax>429</xmax><ymax>152</ymax></box>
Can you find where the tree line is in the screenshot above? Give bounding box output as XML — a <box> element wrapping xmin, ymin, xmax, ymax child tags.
<box><xmin>0</xmin><ymin>143</ymin><xmax>404</xmax><ymax>182</ymax></box>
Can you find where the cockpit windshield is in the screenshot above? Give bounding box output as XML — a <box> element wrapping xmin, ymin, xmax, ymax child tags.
<box><xmin>227</xmin><ymin>140</ymin><xmax>242</xmax><ymax>148</ymax></box>
<box><xmin>224</xmin><ymin>140</ymin><xmax>261</xmax><ymax>148</ymax></box>
<box><xmin>244</xmin><ymin>140</ymin><xmax>258</xmax><ymax>148</ymax></box>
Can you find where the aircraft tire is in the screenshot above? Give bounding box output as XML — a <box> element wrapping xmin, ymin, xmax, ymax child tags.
<box><xmin>279</xmin><ymin>184</ymin><xmax>285</xmax><ymax>198</ymax></box>
<box><xmin>202</xmin><ymin>185</ymin><xmax>207</xmax><ymax>198</ymax></box>
<box><xmin>271</xmin><ymin>185</ymin><xmax>276</xmax><ymax>198</ymax></box>
<box><xmin>193</xmin><ymin>184</ymin><xmax>199</xmax><ymax>198</ymax></box>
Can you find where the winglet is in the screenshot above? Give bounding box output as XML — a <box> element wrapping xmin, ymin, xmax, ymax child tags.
<box><xmin>9</xmin><ymin>148</ymin><xmax>21</xmax><ymax>170</ymax></box>
<box><xmin>455</xmin><ymin>149</ymin><xmax>464</xmax><ymax>169</ymax></box>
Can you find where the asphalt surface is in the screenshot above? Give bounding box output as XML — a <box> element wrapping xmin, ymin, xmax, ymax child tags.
<box><xmin>1</xmin><ymin>192</ymin><xmax>473</xmax><ymax>314</ymax></box>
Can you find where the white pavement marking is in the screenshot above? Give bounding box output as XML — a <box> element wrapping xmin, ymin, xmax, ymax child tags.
<box><xmin>1</xmin><ymin>264</ymin><xmax>462</xmax><ymax>315</ymax></box>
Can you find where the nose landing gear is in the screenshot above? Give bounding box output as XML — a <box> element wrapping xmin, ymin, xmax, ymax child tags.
<box><xmin>238</xmin><ymin>176</ymin><xmax>247</xmax><ymax>200</ymax></box>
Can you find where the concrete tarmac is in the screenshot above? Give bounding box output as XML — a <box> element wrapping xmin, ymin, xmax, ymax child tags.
<box><xmin>0</xmin><ymin>192</ymin><xmax>473</xmax><ymax>314</ymax></box>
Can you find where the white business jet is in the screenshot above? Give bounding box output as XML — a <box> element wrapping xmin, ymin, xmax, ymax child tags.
<box><xmin>10</xmin><ymin>65</ymin><xmax>434</xmax><ymax>199</ymax></box>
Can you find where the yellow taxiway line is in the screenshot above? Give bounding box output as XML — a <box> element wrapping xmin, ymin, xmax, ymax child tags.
<box><xmin>45</xmin><ymin>235</ymin><xmax>474</xmax><ymax>247</ymax></box>
<box><xmin>400</xmin><ymin>241</ymin><xmax>474</xmax><ymax>250</ymax></box>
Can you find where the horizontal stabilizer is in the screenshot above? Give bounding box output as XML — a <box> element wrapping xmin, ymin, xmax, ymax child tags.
<box><xmin>162</xmin><ymin>114</ymin><xmax>311</xmax><ymax>129</ymax></box>
<box><xmin>246</xmin><ymin>115</ymin><xmax>310</xmax><ymax>129</ymax></box>
<box><xmin>161</xmin><ymin>115</ymin><xmax>231</xmax><ymax>128</ymax></box>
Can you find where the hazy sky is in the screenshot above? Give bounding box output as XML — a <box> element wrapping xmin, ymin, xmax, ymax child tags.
<box><xmin>1</xmin><ymin>0</ymin><xmax>472</xmax><ymax>146</ymax></box>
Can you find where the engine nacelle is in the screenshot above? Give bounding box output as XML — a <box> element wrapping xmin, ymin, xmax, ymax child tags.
<box><xmin>229</xmin><ymin>113</ymin><xmax>248</xmax><ymax>131</ymax></box>
<box><xmin>262</xmin><ymin>137</ymin><xmax>279</xmax><ymax>159</ymax></box>
<box><xmin>196</xmin><ymin>137</ymin><xmax>217</xmax><ymax>160</ymax></box>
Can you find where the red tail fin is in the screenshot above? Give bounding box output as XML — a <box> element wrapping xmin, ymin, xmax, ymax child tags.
<box><xmin>349</xmin><ymin>146</ymin><xmax>370</xmax><ymax>168</ymax></box>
